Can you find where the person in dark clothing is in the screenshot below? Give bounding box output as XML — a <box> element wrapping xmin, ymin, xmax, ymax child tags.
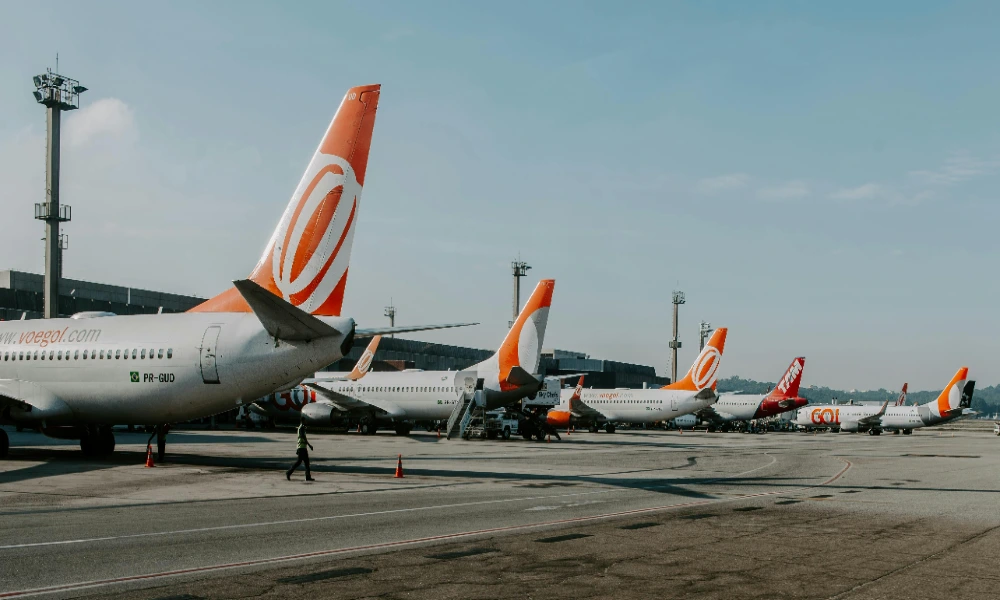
<box><xmin>286</xmin><ymin>420</ymin><xmax>315</xmax><ymax>481</ymax></box>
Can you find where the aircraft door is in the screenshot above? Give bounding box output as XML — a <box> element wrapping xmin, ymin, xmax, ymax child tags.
<box><xmin>200</xmin><ymin>326</ymin><xmax>222</xmax><ymax>384</ymax></box>
<box><xmin>671</xmin><ymin>397</ymin><xmax>678</xmax><ymax>412</ymax></box>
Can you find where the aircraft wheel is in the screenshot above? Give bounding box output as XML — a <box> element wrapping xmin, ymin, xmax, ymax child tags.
<box><xmin>589</xmin><ymin>424</ymin><xmax>599</xmax><ymax>434</ymax></box>
<box><xmin>903</xmin><ymin>429</ymin><xmax>912</xmax><ymax>435</ymax></box>
<box><xmin>394</xmin><ymin>424</ymin><xmax>411</xmax><ymax>436</ymax></box>
<box><xmin>0</xmin><ymin>429</ymin><xmax>8</xmax><ymax>458</ymax></box>
<box><xmin>605</xmin><ymin>423</ymin><xmax>616</xmax><ymax>434</ymax></box>
<box><xmin>893</xmin><ymin>430</ymin><xmax>900</xmax><ymax>435</ymax></box>
<box><xmin>361</xmin><ymin>422</ymin><xmax>375</xmax><ymax>436</ymax></box>
<box><xmin>80</xmin><ymin>430</ymin><xmax>96</xmax><ymax>456</ymax></box>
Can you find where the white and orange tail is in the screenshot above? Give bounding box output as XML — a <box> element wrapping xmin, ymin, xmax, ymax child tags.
<box><xmin>895</xmin><ymin>383</ymin><xmax>909</xmax><ymax>406</ymax></box>
<box><xmin>663</xmin><ymin>328</ymin><xmax>728</xmax><ymax>392</ymax></box>
<box><xmin>191</xmin><ymin>84</ymin><xmax>381</xmax><ymax>315</ymax></box>
<box><xmin>347</xmin><ymin>335</ymin><xmax>382</xmax><ymax>380</ymax></box>
<box><xmin>926</xmin><ymin>368</ymin><xmax>970</xmax><ymax>418</ymax></box>
<box><xmin>768</xmin><ymin>357</ymin><xmax>806</xmax><ymax>400</ymax></box>
<box><xmin>472</xmin><ymin>279</ymin><xmax>555</xmax><ymax>390</ymax></box>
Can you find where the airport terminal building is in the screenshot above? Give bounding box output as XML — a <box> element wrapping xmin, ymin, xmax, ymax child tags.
<box><xmin>1</xmin><ymin>269</ymin><xmax>669</xmax><ymax>388</ymax></box>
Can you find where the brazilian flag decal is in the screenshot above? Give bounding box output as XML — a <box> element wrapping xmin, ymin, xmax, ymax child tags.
<box><xmin>130</xmin><ymin>371</ymin><xmax>140</xmax><ymax>383</ymax></box>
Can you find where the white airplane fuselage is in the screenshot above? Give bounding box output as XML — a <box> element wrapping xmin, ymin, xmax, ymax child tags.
<box><xmin>562</xmin><ymin>388</ymin><xmax>711</xmax><ymax>423</ymax></box>
<box><xmin>322</xmin><ymin>370</ymin><xmax>475</xmax><ymax>421</ymax></box>
<box><xmin>0</xmin><ymin>313</ymin><xmax>352</xmax><ymax>426</ymax></box>
<box><xmin>794</xmin><ymin>404</ymin><xmax>947</xmax><ymax>431</ymax></box>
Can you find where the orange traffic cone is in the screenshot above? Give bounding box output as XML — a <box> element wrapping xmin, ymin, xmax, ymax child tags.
<box><xmin>357</xmin><ymin>424</ymin><xmax>361</xmax><ymax>433</ymax></box>
<box><xmin>145</xmin><ymin>444</ymin><xmax>155</xmax><ymax>468</ymax></box>
<box><xmin>567</xmin><ymin>427</ymin><xmax>571</xmax><ymax>436</ymax></box>
<box><xmin>436</xmin><ymin>427</ymin><xmax>441</xmax><ymax>439</ymax></box>
<box><xmin>546</xmin><ymin>434</ymin><xmax>551</xmax><ymax>443</ymax></box>
<box><xmin>394</xmin><ymin>454</ymin><xmax>404</xmax><ymax>478</ymax></box>
<box><xmin>678</xmin><ymin>427</ymin><xmax>683</xmax><ymax>435</ymax></box>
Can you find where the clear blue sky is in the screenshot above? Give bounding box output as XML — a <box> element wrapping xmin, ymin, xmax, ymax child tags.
<box><xmin>1</xmin><ymin>1</ymin><xmax>998</xmax><ymax>391</ymax></box>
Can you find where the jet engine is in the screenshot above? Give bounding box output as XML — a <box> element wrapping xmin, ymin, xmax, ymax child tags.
<box><xmin>840</xmin><ymin>421</ymin><xmax>860</xmax><ymax>433</ymax></box>
<box><xmin>300</xmin><ymin>403</ymin><xmax>337</xmax><ymax>427</ymax></box>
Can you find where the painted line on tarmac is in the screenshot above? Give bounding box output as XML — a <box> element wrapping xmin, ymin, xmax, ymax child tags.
<box><xmin>0</xmin><ymin>453</ymin><xmax>779</xmax><ymax>551</ymax></box>
<box><xmin>0</xmin><ymin>459</ymin><xmax>851</xmax><ymax>599</ymax></box>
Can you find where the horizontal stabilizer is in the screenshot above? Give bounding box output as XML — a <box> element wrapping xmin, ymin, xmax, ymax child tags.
<box><xmin>355</xmin><ymin>322</ymin><xmax>478</xmax><ymax>337</ymax></box>
<box><xmin>234</xmin><ymin>279</ymin><xmax>341</xmax><ymax>341</ymax></box>
<box><xmin>505</xmin><ymin>366</ymin><xmax>540</xmax><ymax>387</ymax></box>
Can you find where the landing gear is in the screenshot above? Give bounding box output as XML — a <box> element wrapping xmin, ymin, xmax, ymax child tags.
<box><xmin>867</xmin><ymin>428</ymin><xmax>882</xmax><ymax>436</ymax></box>
<box><xmin>361</xmin><ymin>421</ymin><xmax>379</xmax><ymax>436</ymax></box>
<box><xmin>589</xmin><ymin>423</ymin><xmax>599</xmax><ymax>434</ymax></box>
<box><xmin>394</xmin><ymin>423</ymin><xmax>412</xmax><ymax>436</ymax></box>
<box><xmin>0</xmin><ymin>428</ymin><xmax>8</xmax><ymax>458</ymax></box>
<box><xmin>80</xmin><ymin>426</ymin><xmax>116</xmax><ymax>457</ymax></box>
<box><xmin>902</xmin><ymin>429</ymin><xmax>912</xmax><ymax>435</ymax></box>
<box><xmin>534</xmin><ymin>430</ymin><xmax>546</xmax><ymax>442</ymax></box>
<box><xmin>605</xmin><ymin>423</ymin><xmax>616</xmax><ymax>434</ymax></box>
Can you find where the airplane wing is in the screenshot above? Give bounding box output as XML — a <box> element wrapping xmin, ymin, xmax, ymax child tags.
<box><xmin>0</xmin><ymin>382</ymin><xmax>33</xmax><ymax>413</ymax></box>
<box><xmin>570</xmin><ymin>396</ymin><xmax>608</xmax><ymax>421</ymax></box>
<box><xmin>234</xmin><ymin>279</ymin><xmax>340</xmax><ymax>341</ymax></box>
<box><xmin>303</xmin><ymin>383</ymin><xmax>406</xmax><ymax>418</ymax></box>
<box><xmin>355</xmin><ymin>323</ymin><xmax>478</xmax><ymax>337</ymax></box>
<box><xmin>858</xmin><ymin>400</ymin><xmax>891</xmax><ymax>426</ymax></box>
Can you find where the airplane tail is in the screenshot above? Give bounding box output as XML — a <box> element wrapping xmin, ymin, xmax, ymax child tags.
<box><xmin>347</xmin><ymin>335</ymin><xmax>382</xmax><ymax>380</ymax></box>
<box><xmin>472</xmin><ymin>279</ymin><xmax>555</xmax><ymax>390</ymax></box>
<box><xmin>924</xmin><ymin>367</ymin><xmax>970</xmax><ymax>417</ymax></box>
<box><xmin>663</xmin><ymin>328</ymin><xmax>728</xmax><ymax>392</ymax></box>
<box><xmin>767</xmin><ymin>357</ymin><xmax>806</xmax><ymax>400</ymax></box>
<box><xmin>191</xmin><ymin>84</ymin><xmax>382</xmax><ymax>316</ymax></box>
<box><xmin>895</xmin><ymin>383</ymin><xmax>909</xmax><ymax>406</ymax></box>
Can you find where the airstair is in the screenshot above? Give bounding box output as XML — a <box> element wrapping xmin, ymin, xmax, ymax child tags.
<box><xmin>446</xmin><ymin>389</ymin><xmax>484</xmax><ymax>440</ymax></box>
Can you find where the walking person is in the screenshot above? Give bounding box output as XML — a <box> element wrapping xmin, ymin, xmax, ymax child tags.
<box><xmin>286</xmin><ymin>419</ymin><xmax>315</xmax><ymax>481</ymax></box>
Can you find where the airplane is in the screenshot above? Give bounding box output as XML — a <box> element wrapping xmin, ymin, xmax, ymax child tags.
<box><xmin>698</xmin><ymin>357</ymin><xmax>808</xmax><ymax>431</ymax></box>
<box><xmin>793</xmin><ymin>367</ymin><xmax>975</xmax><ymax>435</ymax></box>
<box><xmin>251</xmin><ymin>279</ymin><xmax>556</xmax><ymax>435</ymax></box>
<box><xmin>0</xmin><ymin>84</ymin><xmax>471</xmax><ymax>460</ymax></box>
<box><xmin>248</xmin><ymin>335</ymin><xmax>383</xmax><ymax>426</ymax></box>
<box><xmin>544</xmin><ymin>328</ymin><xmax>728</xmax><ymax>433</ymax></box>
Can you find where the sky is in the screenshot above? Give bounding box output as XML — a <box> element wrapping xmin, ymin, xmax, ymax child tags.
<box><xmin>1</xmin><ymin>1</ymin><xmax>998</xmax><ymax>391</ymax></box>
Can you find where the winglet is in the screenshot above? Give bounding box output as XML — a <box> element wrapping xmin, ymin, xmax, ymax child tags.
<box><xmin>347</xmin><ymin>335</ymin><xmax>381</xmax><ymax>380</ymax></box>
<box><xmin>233</xmin><ymin>279</ymin><xmax>341</xmax><ymax>341</ymax></box>
<box><xmin>663</xmin><ymin>327</ymin><xmax>728</xmax><ymax>391</ymax></box>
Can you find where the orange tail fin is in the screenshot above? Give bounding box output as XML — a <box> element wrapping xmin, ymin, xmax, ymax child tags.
<box><xmin>191</xmin><ymin>84</ymin><xmax>381</xmax><ymax>315</ymax></box>
<box><xmin>663</xmin><ymin>328</ymin><xmax>728</xmax><ymax>392</ymax></box>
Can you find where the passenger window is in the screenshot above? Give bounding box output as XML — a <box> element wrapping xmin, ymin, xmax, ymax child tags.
<box><xmin>33</xmin><ymin>351</ymin><xmax>38</xmax><ymax>360</ymax></box>
<box><xmin>167</xmin><ymin>348</ymin><xmax>173</xmax><ymax>359</ymax></box>
<box><xmin>158</xmin><ymin>349</ymin><xmax>163</xmax><ymax>359</ymax></box>
<box><xmin>149</xmin><ymin>348</ymin><xmax>154</xmax><ymax>359</ymax></box>
<box><xmin>141</xmin><ymin>349</ymin><xmax>146</xmax><ymax>359</ymax></box>
<box><xmin>100</xmin><ymin>350</ymin><xmax>105</xmax><ymax>359</ymax></box>
<box><xmin>115</xmin><ymin>349</ymin><xmax>121</xmax><ymax>359</ymax></box>
<box><xmin>74</xmin><ymin>350</ymin><xmax>79</xmax><ymax>360</ymax></box>
<box><xmin>50</xmin><ymin>351</ymin><xmax>55</xmax><ymax>360</ymax></box>
<box><xmin>57</xmin><ymin>350</ymin><xmax>63</xmax><ymax>360</ymax></box>
<box><xmin>132</xmin><ymin>349</ymin><xmax>137</xmax><ymax>359</ymax></box>
<box><xmin>83</xmin><ymin>350</ymin><xmax>88</xmax><ymax>359</ymax></box>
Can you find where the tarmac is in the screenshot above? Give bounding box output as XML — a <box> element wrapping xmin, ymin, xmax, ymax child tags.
<box><xmin>1</xmin><ymin>422</ymin><xmax>998</xmax><ymax>599</ymax></box>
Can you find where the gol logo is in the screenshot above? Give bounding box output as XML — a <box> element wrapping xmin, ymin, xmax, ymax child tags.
<box><xmin>271</xmin><ymin>387</ymin><xmax>317</xmax><ymax>411</ymax></box>
<box><xmin>355</xmin><ymin>348</ymin><xmax>375</xmax><ymax>373</ymax></box>
<box><xmin>810</xmin><ymin>407</ymin><xmax>841</xmax><ymax>425</ymax></box>
<box><xmin>691</xmin><ymin>346</ymin><xmax>722</xmax><ymax>389</ymax></box>
<box><xmin>271</xmin><ymin>154</ymin><xmax>362</xmax><ymax>311</ymax></box>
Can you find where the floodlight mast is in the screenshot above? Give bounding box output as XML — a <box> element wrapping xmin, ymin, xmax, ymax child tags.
<box><xmin>384</xmin><ymin>300</ymin><xmax>396</xmax><ymax>338</ymax></box>
<box><xmin>668</xmin><ymin>290</ymin><xmax>685</xmax><ymax>383</ymax></box>
<box><xmin>510</xmin><ymin>259</ymin><xmax>531</xmax><ymax>328</ymax></box>
<box><xmin>32</xmin><ymin>67</ymin><xmax>84</xmax><ymax>318</ymax></box>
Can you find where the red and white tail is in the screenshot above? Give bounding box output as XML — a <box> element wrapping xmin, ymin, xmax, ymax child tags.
<box><xmin>768</xmin><ymin>357</ymin><xmax>805</xmax><ymax>400</ymax></box>
<box><xmin>471</xmin><ymin>279</ymin><xmax>555</xmax><ymax>390</ymax></box>
<box><xmin>191</xmin><ymin>84</ymin><xmax>381</xmax><ymax>315</ymax></box>
<box><xmin>895</xmin><ymin>383</ymin><xmax>909</xmax><ymax>406</ymax></box>
<box><xmin>347</xmin><ymin>335</ymin><xmax>382</xmax><ymax>380</ymax></box>
<box><xmin>663</xmin><ymin>328</ymin><xmax>728</xmax><ymax>392</ymax></box>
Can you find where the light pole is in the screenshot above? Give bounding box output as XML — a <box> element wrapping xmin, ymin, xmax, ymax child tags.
<box><xmin>384</xmin><ymin>300</ymin><xmax>396</xmax><ymax>338</ymax></box>
<box><xmin>699</xmin><ymin>321</ymin><xmax>713</xmax><ymax>351</ymax></box>
<box><xmin>668</xmin><ymin>291</ymin><xmax>685</xmax><ymax>383</ymax></box>
<box><xmin>510</xmin><ymin>259</ymin><xmax>531</xmax><ymax>328</ymax></box>
<box><xmin>32</xmin><ymin>67</ymin><xmax>85</xmax><ymax>318</ymax></box>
